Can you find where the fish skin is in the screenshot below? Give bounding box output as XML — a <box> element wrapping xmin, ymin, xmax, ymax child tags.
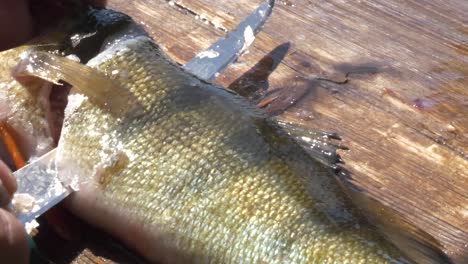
<box><xmin>50</xmin><ymin>9</ymin><xmax>408</xmax><ymax>263</ymax></box>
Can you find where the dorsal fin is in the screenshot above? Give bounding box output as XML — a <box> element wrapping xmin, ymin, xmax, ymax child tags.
<box><xmin>276</xmin><ymin>120</ymin><xmax>346</xmax><ymax>169</ymax></box>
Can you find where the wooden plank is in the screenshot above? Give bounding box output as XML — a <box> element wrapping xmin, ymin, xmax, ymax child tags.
<box><xmin>37</xmin><ymin>0</ymin><xmax>467</xmax><ymax>263</ymax></box>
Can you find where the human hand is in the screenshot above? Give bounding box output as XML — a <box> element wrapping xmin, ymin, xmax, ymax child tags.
<box><xmin>0</xmin><ymin>0</ymin><xmax>107</xmax><ymax>51</ymax></box>
<box><xmin>0</xmin><ymin>161</ymin><xmax>28</xmax><ymax>264</ymax></box>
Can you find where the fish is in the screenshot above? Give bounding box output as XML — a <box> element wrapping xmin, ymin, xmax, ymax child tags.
<box><xmin>3</xmin><ymin>6</ymin><xmax>453</xmax><ymax>264</ymax></box>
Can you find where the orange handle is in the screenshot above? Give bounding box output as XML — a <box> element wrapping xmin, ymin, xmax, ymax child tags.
<box><xmin>0</xmin><ymin>122</ymin><xmax>26</xmax><ymax>169</ymax></box>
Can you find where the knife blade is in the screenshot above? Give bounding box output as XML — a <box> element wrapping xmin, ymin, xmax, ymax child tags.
<box><xmin>11</xmin><ymin>149</ymin><xmax>69</xmax><ymax>225</ymax></box>
<box><xmin>183</xmin><ymin>0</ymin><xmax>275</xmax><ymax>81</ymax></box>
<box><xmin>10</xmin><ymin>0</ymin><xmax>275</xmax><ymax>226</ymax></box>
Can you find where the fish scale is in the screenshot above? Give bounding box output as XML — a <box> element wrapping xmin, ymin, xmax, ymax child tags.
<box><xmin>52</xmin><ymin>34</ymin><xmax>403</xmax><ymax>263</ymax></box>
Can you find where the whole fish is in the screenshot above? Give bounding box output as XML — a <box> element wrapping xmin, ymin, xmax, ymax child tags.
<box><xmin>7</xmin><ymin>7</ymin><xmax>452</xmax><ymax>264</ymax></box>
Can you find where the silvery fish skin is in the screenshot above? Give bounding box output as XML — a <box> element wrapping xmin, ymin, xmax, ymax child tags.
<box><xmin>37</xmin><ymin>9</ymin><xmax>409</xmax><ymax>263</ymax></box>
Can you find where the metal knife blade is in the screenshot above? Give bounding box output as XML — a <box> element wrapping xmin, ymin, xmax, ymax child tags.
<box><xmin>10</xmin><ymin>0</ymin><xmax>275</xmax><ymax>226</ymax></box>
<box><xmin>11</xmin><ymin>149</ymin><xmax>70</xmax><ymax>225</ymax></box>
<box><xmin>183</xmin><ymin>0</ymin><xmax>275</xmax><ymax>81</ymax></box>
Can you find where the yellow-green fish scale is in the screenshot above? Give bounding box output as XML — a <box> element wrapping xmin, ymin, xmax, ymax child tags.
<box><xmin>57</xmin><ymin>37</ymin><xmax>404</xmax><ymax>263</ymax></box>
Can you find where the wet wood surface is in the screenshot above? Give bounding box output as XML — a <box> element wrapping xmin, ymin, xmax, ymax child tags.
<box><xmin>37</xmin><ymin>0</ymin><xmax>467</xmax><ymax>263</ymax></box>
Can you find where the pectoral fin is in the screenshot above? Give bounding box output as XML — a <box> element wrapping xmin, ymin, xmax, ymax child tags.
<box><xmin>13</xmin><ymin>51</ymin><xmax>139</xmax><ymax>116</ymax></box>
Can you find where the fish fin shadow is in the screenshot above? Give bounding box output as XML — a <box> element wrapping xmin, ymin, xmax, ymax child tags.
<box><xmin>228</xmin><ymin>42</ymin><xmax>290</xmax><ymax>101</ymax></box>
<box><xmin>227</xmin><ymin>42</ymin><xmax>316</xmax><ymax>117</ymax></box>
<box><xmin>256</xmin><ymin>76</ymin><xmax>313</xmax><ymax>116</ymax></box>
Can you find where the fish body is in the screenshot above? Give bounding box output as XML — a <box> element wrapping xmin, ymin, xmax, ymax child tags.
<box><xmin>48</xmin><ymin>10</ymin><xmax>406</xmax><ymax>263</ymax></box>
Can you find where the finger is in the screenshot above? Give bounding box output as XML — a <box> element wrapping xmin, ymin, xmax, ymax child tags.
<box><xmin>0</xmin><ymin>209</ymin><xmax>29</xmax><ymax>264</ymax></box>
<box><xmin>0</xmin><ymin>161</ymin><xmax>17</xmax><ymax>195</ymax></box>
<box><xmin>0</xmin><ymin>161</ymin><xmax>16</xmax><ymax>206</ymax></box>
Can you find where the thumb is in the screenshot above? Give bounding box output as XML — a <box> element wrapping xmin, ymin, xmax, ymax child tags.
<box><xmin>0</xmin><ymin>208</ymin><xmax>29</xmax><ymax>264</ymax></box>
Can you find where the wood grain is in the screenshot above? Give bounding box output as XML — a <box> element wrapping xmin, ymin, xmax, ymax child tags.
<box><xmin>38</xmin><ymin>0</ymin><xmax>468</xmax><ymax>263</ymax></box>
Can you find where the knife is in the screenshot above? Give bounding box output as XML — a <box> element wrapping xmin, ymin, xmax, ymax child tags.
<box><xmin>10</xmin><ymin>0</ymin><xmax>275</xmax><ymax>226</ymax></box>
<box><xmin>183</xmin><ymin>0</ymin><xmax>275</xmax><ymax>81</ymax></box>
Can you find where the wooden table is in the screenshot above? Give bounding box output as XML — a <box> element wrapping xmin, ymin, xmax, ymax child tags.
<box><xmin>37</xmin><ymin>0</ymin><xmax>468</xmax><ymax>263</ymax></box>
